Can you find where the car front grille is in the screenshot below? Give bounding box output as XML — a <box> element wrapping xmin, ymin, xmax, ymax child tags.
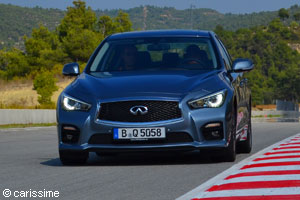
<box><xmin>88</xmin><ymin>132</ymin><xmax>193</xmax><ymax>144</ymax></box>
<box><xmin>98</xmin><ymin>100</ymin><xmax>182</xmax><ymax>122</ymax></box>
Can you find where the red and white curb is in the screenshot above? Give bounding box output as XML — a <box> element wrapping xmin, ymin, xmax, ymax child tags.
<box><xmin>177</xmin><ymin>134</ymin><xmax>300</xmax><ymax>200</ymax></box>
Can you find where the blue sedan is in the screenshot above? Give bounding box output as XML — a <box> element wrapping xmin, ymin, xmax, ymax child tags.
<box><xmin>57</xmin><ymin>30</ymin><xmax>253</xmax><ymax>165</ymax></box>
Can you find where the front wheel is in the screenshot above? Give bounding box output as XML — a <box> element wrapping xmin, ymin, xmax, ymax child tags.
<box><xmin>224</xmin><ymin>106</ymin><xmax>237</xmax><ymax>162</ymax></box>
<box><xmin>238</xmin><ymin>105</ymin><xmax>252</xmax><ymax>153</ymax></box>
<box><xmin>59</xmin><ymin>150</ymin><xmax>89</xmax><ymax>165</ymax></box>
<box><xmin>224</xmin><ymin>129</ymin><xmax>236</xmax><ymax>162</ymax></box>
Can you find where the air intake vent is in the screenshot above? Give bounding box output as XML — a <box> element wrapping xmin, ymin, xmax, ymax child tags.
<box><xmin>98</xmin><ymin>100</ymin><xmax>182</xmax><ymax>122</ymax></box>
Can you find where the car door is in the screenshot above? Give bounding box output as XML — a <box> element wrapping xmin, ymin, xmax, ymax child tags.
<box><xmin>215</xmin><ymin>36</ymin><xmax>248</xmax><ymax>132</ymax></box>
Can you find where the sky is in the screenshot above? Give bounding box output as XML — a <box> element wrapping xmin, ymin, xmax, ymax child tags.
<box><xmin>0</xmin><ymin>0</ymin><xmax>299</xmax><ymax>14</ymax></box>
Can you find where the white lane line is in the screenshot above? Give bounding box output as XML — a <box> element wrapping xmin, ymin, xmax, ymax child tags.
<box><xmin>267</xmin><ymin>149</ymin><xmax>300</xmax><ymax>153</ymax></box>
<box><xmin>280</xmin><ymin>142</ymin><xmax>300</xmax><ymax>145</ymax></box>
<box><xmin>250</xmin><ymin>158</ymin><xmax>300</xmax><ymax>163</ymax></box>
<box><xmin>281</xmin><ymin>142</ymin><xmax>300</xmax><ymax>146</ymax></box>
<box><xmin>255</xmin><ymin>153</ymin><xmax>300</xmax><ymax>158</ymax></box>
<box><xmin>277</xmin><ymin>146</ymin><xmax>300</xmax><ymax>149</ymax></box>
<box><xmin>239</xmin><ymin>165</ymin><xmax>300</xmax><ymax>173</ymax></box>
<box><xmin>264</xmin><ymin>151</ymin><xmax>300</xmax><ymax>156</ymax></box>
<box><xmin>280</xmin><ymin>144</ymin><xmax>300</xmax><ymax>147</ymax></box>
<box><xmin>197</xmin><ymin>187</ymin><xmax>300</xmax><ymax>198</ymax></box>
<box><xmin>219</xmin><ymin>175</ymin><xmax>300</xmax><ymax>184</ymax></box>
<box><xmin>227</xmin><ymin>169</ymin><xmax>300</xmax><ymax>179</ymax></box>
<box><xmin>176</xmin><ymin>133</ymin><xmax>300</xmax><ymax>200</ymax></box>
<box><xmin>240</xmin><ymin>162</ymin><xmax>300</xmax><ymax>171</ymax></box>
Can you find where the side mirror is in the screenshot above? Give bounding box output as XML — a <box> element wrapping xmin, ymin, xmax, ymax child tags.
<box><xmin>62</xmin><ymin>62</ymin><xmax>80</xmax><ymax>76</ymax></box>
<box><xmin>232</xmin><ymin>58</ymin><xmax>254</xmax><ymax>72</ymax></box>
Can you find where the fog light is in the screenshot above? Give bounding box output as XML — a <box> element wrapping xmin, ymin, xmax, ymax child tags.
<box><xmin>61</xmin><ymin>125</ymin><xmax>80</xmax><ymax>144</ymax></box>
<box><xmin>211</xmin><ymin>130</ymin><xmax>221</xmax><ymax>137</ymax></box>
<box><xmin>63</xmin><ymin>126</ymin><xmax>77</xmax><ymax>131</ymax></box>
<box><xmin>205</xmin><ymin>123</ymin><xmax>222</xmax><ymax>129</ymax></box>
<box><xmin>202</xmin><ymin>122</ymin><xmax>224</xmax><ymax>140</ymax></box>
<box><xmin>66</xmin><ymin>134</ymin><xmax>74</xmax><ymax>140</ymax></box>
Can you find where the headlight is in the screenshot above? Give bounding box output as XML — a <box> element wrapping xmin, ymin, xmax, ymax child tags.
<box><xmin>188</xmin><ymin>90</ymin><xmax>226</xmax><ymax>109</ymax></box>
<box><xmin>62</xmin><ymin>95</ymin><xmax>91</xmax><ymax>111</ymax></box>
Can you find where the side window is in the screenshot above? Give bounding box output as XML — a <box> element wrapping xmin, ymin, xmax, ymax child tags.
<box><xmin>218</xmin><ymin>38</ymin><xmax>233</xmax><ymax>66</ymax></box>
<box><xmin>215</xmin><ymin>36</ymin><xmax>232</xmax><ymax>70</ymax></box>
<box><xmin>90</xmin><ymin>42</ymin><xmax>110</xmax><ymax>72</ymax></box>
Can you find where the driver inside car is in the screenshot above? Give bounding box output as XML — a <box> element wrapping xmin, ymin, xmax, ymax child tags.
<box><xmin>184</xmin><ymin>44</ymin><xmax>210</xmax><ymax>66</ymax></box>
<box><xmin>118</xmin><ymin>45</ymin><xmax>138</xmax><ymax>71</ymax></box>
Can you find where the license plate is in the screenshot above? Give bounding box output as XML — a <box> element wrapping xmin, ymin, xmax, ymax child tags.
<box><xmin>113</xmin><ymin>127</ymin><xmax>166</xmax><ymax>140</ymax></box>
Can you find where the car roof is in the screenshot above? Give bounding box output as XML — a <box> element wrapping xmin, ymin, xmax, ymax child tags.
<box><xmin>108</xmin><ymin>30</ymin><xmax>213</xmax><ymax>40</ymax></box>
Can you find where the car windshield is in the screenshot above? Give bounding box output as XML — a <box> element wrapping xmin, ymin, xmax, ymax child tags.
<box><xmin>88</xmin><ymin>37</ymin><xmax>219</xmax><ymax>72</ymax></box>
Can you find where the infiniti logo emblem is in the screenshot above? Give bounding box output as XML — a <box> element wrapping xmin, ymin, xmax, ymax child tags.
<box><xmin>130</xmin><ymin>106</ymin><xmax>148</xmax><ymax>115</ymax></box>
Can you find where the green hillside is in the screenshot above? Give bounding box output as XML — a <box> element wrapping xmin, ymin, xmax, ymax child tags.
<box><xmin>0</xmin><ymin>4</ymin><xmax>64</xmax><ymax>49</ymax></box>
<box><xmin>1</xmin><ymin>1</ymin><xmax>300</xmax><ymax>107</ymax></box>
<box><xmin>96</xmin><ymin>6</ymin><xmax>277</xmax><ymax>31</ymax></box>
<box><xmin>1</xmin><ymin>3</ymin><xmax>300</xmax><ymax>49</ymax></box>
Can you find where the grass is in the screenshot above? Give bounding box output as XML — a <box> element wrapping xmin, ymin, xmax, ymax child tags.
<box><xmin>0</xmin><ymin>123</ymin><xmax>57</xmax><ymax>129</ymax></box>
<box><xmin>0</xmin><ymin>77</ymin><xmax>73</xmax><ymax>109</ymax></box>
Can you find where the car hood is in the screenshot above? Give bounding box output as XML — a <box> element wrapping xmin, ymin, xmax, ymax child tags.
<box><xmin>68</xmin><ymin>70</ymin><xmax>226</xmax><ymax>100</ymax></box>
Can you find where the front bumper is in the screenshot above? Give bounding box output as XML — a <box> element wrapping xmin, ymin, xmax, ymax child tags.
<box><xmin>57</xmin><ymin>99</ymin><xmax>232</xmax><ymax>153</ymax></box>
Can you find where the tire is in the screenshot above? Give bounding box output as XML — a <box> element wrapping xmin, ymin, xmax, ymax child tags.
<box><xmin>224</xmin><ymin>105</ymin><xmax>237</xmax><ymax>162</ymax></box>
<box><xmin>238</xmin><ymin>103</ymin><xmax>252</xmax><ymax>153</ymax></box>
<box><xmin>59</xmin><ymin>150</ymin><xmax>89</xmax><ymax>165</ymax></box>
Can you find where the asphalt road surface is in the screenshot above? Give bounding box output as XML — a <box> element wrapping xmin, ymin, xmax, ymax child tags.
<box><xmin>0</xmin><ymin>122</ymin><xmax>300</xmax><ymax>200</ymax></box>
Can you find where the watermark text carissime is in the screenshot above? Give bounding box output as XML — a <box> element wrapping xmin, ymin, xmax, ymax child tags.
<box><xmin>3</xmin><ymin>189</ymin><xmax>59</xmax><ymax>198</ymax></box>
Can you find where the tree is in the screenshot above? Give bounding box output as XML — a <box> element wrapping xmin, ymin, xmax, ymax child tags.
<box><xmin>62</xmin><ymin>29</ymin><xmax>102</xmax><ymax>61</ymax></box>
<box><xmin>25</xmin><ymin>25</ymin><xmax>59</xmax><ymax>57</ymax></box>
<box><xmin>0</xmin><ymin>49</ymin><xmax>29</xmax><ymax>80</ymax></box>
<box><xmin>114</xmin><ymin>11</ymin><xmax>133</xmax><ymax>33</ymax></box>
<box><xmin>57</xmin><ymin>1</ymin><xmax>100</xmax><ymax>62</ymax></box>
<box><xmin>58</xmin><ymin>0</ymin><xmax>97</xmax><ymax>38</ymax></box>
<box><xmin>290</xmin><ymin>21</ymin><xmax>299</xmax><ymax>30</ymax></box>
<box><xmin>33</xmin><ymin>71</ymin><xmax>58</xmax><ymax>107</ymax></box>
<box><xmin>57</xmin><ymin>1</ymin><xmax>133</xmax><ymax>63</ymax></box>
<box><xmin>275</xmin><ymin>63</ymin><xmax>300</xmax><ymax>102</ymax></box>
<box><xmin>25</xmin><ymin>25</ymin><xmax>66</xmax><ymax>72</ymax></box>
<box><xmin>98</xmin><ymin>15</ymin><xmax>115</xmax><ymax>37</ymax></box>
<box><xmin>278</xmin><ymin>8</ymin><xmax>289</xmax><ymax>21</ymax></box>
<box><xmin>97</xmin><ymin>11</ymin><xmax>133</xmax><ymax>38</ymax></box>
<box><xmin>293</xmin><ymin>12</ymin><xmax>300</xmax><ymax>21</ymax></box>
<box><xmin>216</xmin><ymin>17</ymin><xmax>300</xmax><ymax>105</ymax></box>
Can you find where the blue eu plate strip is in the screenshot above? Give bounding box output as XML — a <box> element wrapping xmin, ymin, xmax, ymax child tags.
<box><xmin>113</xmin><ymin>128</ymin><xmax>119</xmax><ymax>139</ymax></box>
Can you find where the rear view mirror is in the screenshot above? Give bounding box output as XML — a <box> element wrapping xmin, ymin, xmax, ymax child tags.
<box><xmin>232</xmin><ymin>58</ymin><xmax>254</xmax><ymax>72</ymax></box>
<box><xmin>147</xmin><ymin>43</ymin><xmax>170</xmax><ymax>51</ymax></box>
<box><xmin>62</xmin><ymin>62</ymin><xmax>80</xmax><ymax>76</ymax></box>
